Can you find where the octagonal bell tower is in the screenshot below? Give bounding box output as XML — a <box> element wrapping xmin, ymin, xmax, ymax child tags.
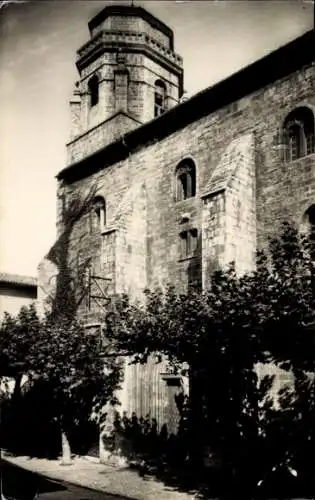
<box><xmin>67</xmin><ymin>4</ymin><xmax>184</xmax><ymax>165</ymax></box>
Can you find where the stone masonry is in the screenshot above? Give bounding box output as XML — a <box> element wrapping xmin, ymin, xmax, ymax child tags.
<box><xmin>201</xmin><ymin>132</ymin><xmax>256</xmax><ymax>286</ymax></box>
<box><xmin>38</xmin><ymin>3</ymin><xmax>315</xmax><ymax>444</ymax></box>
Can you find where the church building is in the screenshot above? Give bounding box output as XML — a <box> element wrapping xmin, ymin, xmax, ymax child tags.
<box><xmin>38</xmin><ymin>4</ymin><xmax>315</xmax><ymax>433</ymax></box>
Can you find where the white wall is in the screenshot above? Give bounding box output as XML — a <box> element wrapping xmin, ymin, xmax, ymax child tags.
<box><xmin>0</xmin><ymin>286</ymin><xmax>37</xmax><ymax>319</ymax></box>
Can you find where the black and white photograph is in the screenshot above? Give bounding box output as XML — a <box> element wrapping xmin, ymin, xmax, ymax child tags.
<box><xmin>0</xmin><ymin>0</ymin><xmax>314</xmax><ymax>498</ymax></box>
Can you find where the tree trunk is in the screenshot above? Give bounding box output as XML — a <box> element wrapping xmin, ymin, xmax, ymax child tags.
<box><xmin>60</xmin><ymin>428</ymin><xmax>72</xmax><ymax>465</ymax></box>
<box><xmin>99</xmin><ymin>404</ymin><xmax>115</xmax><ymax>464</ymax></box>
<box><xmin>12</xmin><ymin>373</ymin><xmax>23</xmax><ymax>403</ymax></box>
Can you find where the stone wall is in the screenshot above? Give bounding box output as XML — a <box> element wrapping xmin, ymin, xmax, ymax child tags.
<box><xmin>62</xmin><ymin>63</ymin><xmax>315</xmax><ymax>296</ymax></box>
<box><xmin>37</xmin><ymin>258</ymin><xmax>58</xmax><ymax>317</ymax></box>
<box><xmin>45</xmin><ymin>60</ymin><xmax>315</xmax><ymax>436</ymax></box>
<box><xmin>115</xmin><ymin>180</ymin><xmax>147</xmax><ymax>298</ymax></box>
<box><xmin>91</xmin><ymin>15</ymin><xmax>172</xmax><ymax>49</ymax></box>
<box><xmin>67</xmin><ymin>112</ymin><xmax>140</xmax><ymax>165</ymax></box>
<box><xmin>201</xmin><ymin>132</ymin><xmax>256</xmax><ymax>284</ymax></box>
<box><xmin>225</xmin><ymin>134</ymin><xmax>256</xmax><ymax>275</ymax></box>
<box><xmin>111</xmin><ymin>177</ymin><xmax>169</xmax><ymax>424</ymax></box>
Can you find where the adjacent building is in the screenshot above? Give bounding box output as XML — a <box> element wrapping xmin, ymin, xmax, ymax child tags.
<box><xmin>0</xmin><ymin>273</ymin><xmax>37</xmax><ymax>319</ymax></box>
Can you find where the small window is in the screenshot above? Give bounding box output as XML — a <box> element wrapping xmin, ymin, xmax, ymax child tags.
<box><xmin>154</xmin><ymin>80</ymin><xmax>166</xmax><ymax>117</ymax></box>
<box><xmin>88</xmin><ymin>75</ymin><xmax>99</xmax><ymax>107</ymax></box>
<box><xmin>283</xmin><ymin>107</ymin><xmax>315</xmax><ymax>161</ymax></box>
<box><xmin>175</xmin><ymin>159</ymin><xmax>196</xmax><ymax>201</ymax></box>
<box><xmin>180</xmin><ymin>229</ymin><xmax>198</xmax><ymax>258</ymax></box>
<box><xmin>90</xmin><ymin>196</ymin><xmax>106</xmax><ymax>232</ymax></box>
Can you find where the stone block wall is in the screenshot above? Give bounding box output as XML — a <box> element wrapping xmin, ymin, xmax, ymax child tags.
<box><xmin>201</xmin><ymin>132</ymin><xmax>256</xmax><ymax>281</ymax></box>
<box><xmin>37</xmin><ymin>258</ymin><xmax>58</xmax><ymax>317</ymax></box>
<box><xmin>66</xmin><ymin>112</ymin><xmax>140</xmax><ymax>165</ymax></box>
<box><xmin>45</xmin><ymin>61</ymin><xmax>315</xmax><ymax>433</ymax></box>
<box><xmin>201</xmin><ymin>192</ymin><xmax>226</xmax><ymax>286</ymax></box>
<box><xmin>61</xmin><ymin>63</ymin><xmax>314</xmax><ymax>299</ymax></box>
<box><xmin>91</xmin><ymin>15</ymin><xmax>172</xmax><ymax>49</ymax></box>
<box><xmin>73</xmin><ymin>6</ymin><xmax>183</xmax><ymax>141</ymax></box>
<box><xmin>115</xmin><ymin>179</ymin><xmax>148</xmax><ymax>298</ymax></box>
<box><xmin>68</xmin><ymin>49</ymin><xmax>181</xmax><ymax>156</ymax></box>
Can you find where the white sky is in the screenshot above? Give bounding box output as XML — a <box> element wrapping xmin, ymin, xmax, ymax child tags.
<box><xmin>0</xmin><ymin>0</ymin><xmax>313</xmax><ymax>277</ymax></box>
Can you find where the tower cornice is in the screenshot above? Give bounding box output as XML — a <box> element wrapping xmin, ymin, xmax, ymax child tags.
<box><xmin>88</xmin><ymin>5</ymin><xmax>174</xmax><ymax>50</ymax></box>
<box><xmin>76</xmin><ymin>30</ymin><xmax>183</xmax><ymax>75</ymax></box>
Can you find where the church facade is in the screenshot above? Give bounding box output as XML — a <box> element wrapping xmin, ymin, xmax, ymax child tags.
<box><xmin>39</xmin><ymin>5</ymin><xmax>315</xmax><ymax>430</ymax></box>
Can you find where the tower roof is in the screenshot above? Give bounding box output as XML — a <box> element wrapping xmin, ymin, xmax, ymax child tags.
<box><xmin>88</xmin><ymin>4</ymin><xmax>174</xmax><ymax>49</ymax></box>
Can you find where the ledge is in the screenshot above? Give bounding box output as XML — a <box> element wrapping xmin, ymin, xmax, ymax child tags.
<box><xmin>101</xmin><ymin>226</ymin><xmax>117</xmax><ymax>236</ymax></box>
<box><xmin>283</xmin><ymin>151</ymin><xmax>315</xmax><ymax>165</ymax></box>
<box><xmin>84</xmin><ymin>322</ymin><xmax>103</xmax><ymax>329</ymax></box>
<box><xmin>161</xmin><ymin>373</ymin><xmax>182</xmax><ymax>386</ymax></box>
<box><xmin>175</xmin><ymin>196</ymin><xmax>197</xmax><ymax>205</ymax></box>
<box><xmin>178</xmin><ymin>255</ymin><xmax>197</xmax><ymax>263</ymax></box>
<box><xmin>201</xmin><ymin>187</ymin><xmax>225</xmax><ymax>200</ymax></box>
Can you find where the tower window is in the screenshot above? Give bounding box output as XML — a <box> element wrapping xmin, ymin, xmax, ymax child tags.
<box><xmin>90</xmin><ymin>196</ymin><xmax>106</xmax><ymax>232</ymax></box>
<box><xmin>180</xmin><ymin>229</ymin><xmax>198</xmax><ymax>258</ymax></box>
<box><xmin>154</xmin><ymin>80</ymin><xmax>166</xmax><ymax>117</ymax></box>
<box><xmin>88</xmin><ymin>75</ymin><xmax>99</xmax><ymax>107</ymax></box>
<box><xmin>175</xmin><ymin>159</ymin><xmax>196</xmax><ymax>201</ymax></box>
<box><xmin>283</xmin><ymin>107</ymin><xmax>315</xmax><ymax>161</ymax></box>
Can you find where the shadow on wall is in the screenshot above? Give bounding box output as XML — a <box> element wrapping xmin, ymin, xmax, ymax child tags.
<box><xmin>2</xmin><ymin>368</ymin><xmax>314</xmax><ymax>499</ymax></box>
<box><xmin>101</xmin><ymin>397</ymin><xmax>194</xmax><ymax>486</ymax></box>
<box><xmin>102</xmin><ymin>388</ymin><xmax>315</xmax><ymax>500</ymax></box>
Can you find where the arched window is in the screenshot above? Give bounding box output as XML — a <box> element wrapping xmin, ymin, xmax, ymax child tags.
<box><xmin>283</xmin><ymin>107</ymin><xmax>315</xmax><ymax>161</ymax></box>
<box><xmin>175</xmin><ymin>159</ymin><xmax>196</xmax><ymax>201</ymax></box>
<box><xmin>88</xmin><ymin>75</ymin><xmax>99</xmax><ymax>107</ymax></box>
<box><xmin>90</xmin><ymin>196</ymin><xmax>106</xmax><ymax>232</ymax></box>
<box><xmin>154</xmin><ymin>80</ymin><xmax>166</xmax><ymax>117</ymax></box>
